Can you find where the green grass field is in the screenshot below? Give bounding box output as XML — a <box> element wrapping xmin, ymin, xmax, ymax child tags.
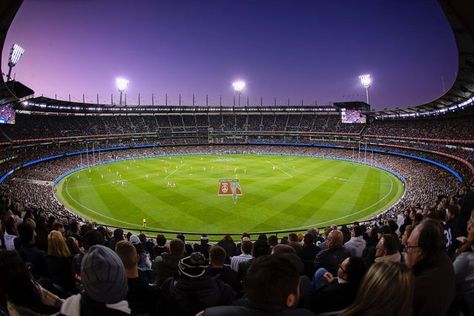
<box><xmin>55</xmin><ymin>154</ymin><xmax>404</xmax><ymax>234</ymax></box>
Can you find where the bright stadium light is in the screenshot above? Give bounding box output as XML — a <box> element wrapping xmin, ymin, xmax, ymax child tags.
<box><xmin>232</xmin><ymin>80</ymin><xmax>246</xmax><ymax>106</ymax></box>
<box><xmin>116</xmin><ymin>77</ymin><xmax>129</xmax><ymax>105</ymax></box>
<box><xmin>359</xmin><ymin>74</ymin><xmax>372</xmax><ymax>104</ymax></box>
<box><xmin>6</xmin><ymin>44</ymin><xmax>25</xmax><ymax>81</ymax></box>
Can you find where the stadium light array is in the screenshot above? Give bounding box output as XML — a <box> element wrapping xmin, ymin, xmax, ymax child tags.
<box><xmin>6</xmin><ymin>44</ymin><xmax>25</xmax><ymax>81</ymax></box>
<box><xmin>232</xmin><ymin>80</ymin><xmax>246</xmax><ymax>92</ymax></box>
<box><xmin>232</xmin><ymin>80</ymin><xmax>246</xmax><ymax>106</ymax></box>
<box><xmin>359</xmin><ymin>74</ymin><xmax>372</xmax><ymax>104</ymax></box>
<box><xmin>116</xmin><ymin>77</ymin><xmax>129</xmax><ymax>106</ymax></box>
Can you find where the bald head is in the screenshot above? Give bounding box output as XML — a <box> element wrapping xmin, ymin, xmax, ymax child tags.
<box><xmin>328</xmin><ymin>230</ymin><xmax>344</xmax><ymax>247</ymax></box>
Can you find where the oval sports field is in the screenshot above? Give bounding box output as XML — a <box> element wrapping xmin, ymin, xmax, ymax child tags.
<box><xmin>55</xmin><ymin>154</ymin><xmax>405</xmax><ymax>234</ymax></box>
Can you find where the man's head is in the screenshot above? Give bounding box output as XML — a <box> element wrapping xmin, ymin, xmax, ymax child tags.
<box><xmin>337</xmin><ymin>256</ymin><xmax>367</xmax><ymax>284</ymax></box>
<box><xmin>241</xmin><ymin>240</ymin><xmax>253</xmax><ymax>255</ymax></box>
<box><xmin>252</xmin><ymin>239</ymin><xmax>271</xmax><ymax>258</ymax></box>
<box><xmin>209</xmin><ymin>245</ymin><xmax>226</xmax><ymax>267</ymax></box>
<box><xmin>156</xmin><ymin>234</ymin><xmax>167</xmax><ymax>247</ymax></box>
<box><xmin>83</xmin><ymin>229</ymin><xmax>105</xmax><ymax>251</ymax></box>
<box><xmin>405</xmin><ymin>219</ymin><xmax>445</xmax><ymax>269</ymax></box>
<box><xmin>169</xmin><ymin>238</ymin><xmax>185</xmax><ymax>256</ymax></box>
<box><xmin>244</xmin><ymin>255</ymin><xmax>300</xmax><ymax>309</ymax></box>
<box><xmin>115</xmin><ymin>240</ymin><xmax>139</xmax><ymax>271</ymax></box>
<box><xmin>351</xmin><ymin>226</ymin><xmax>364</xmax><ymax>238</ymax></box>
<box><xmin>113</xmin><ymin>228</ymin><xmax>124</xmax><ymax>240</ymax></box>
<box><xmin>327</xmin><ymin>230</ymin><xmax>343</xmax><ymax>248</ymax></box>
<box><xmin>375</xmin><ymin>234</ymin><xmax>401</xmax><ymax>258</ymax></box>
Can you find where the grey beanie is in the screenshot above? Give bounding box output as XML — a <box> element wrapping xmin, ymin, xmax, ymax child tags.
<box><xmin>81</xmin><ymin>244</ymin><xmax>128</xmax><ymax>304</ymax></box>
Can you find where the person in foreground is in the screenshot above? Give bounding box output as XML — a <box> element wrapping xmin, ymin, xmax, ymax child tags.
<box><xmin>404</xmin><ymin>218</ymin><xmax>455</xmax><ymax>316</ymax></box>
<box><xmin>197</xmin><ymin>254</ymin><xmax>315</xmax><ymax>316</ymax></box>
<box><xmin>59</xmin><ymin>244</ymin><xmax>131</xmax><ymax>315</ymax></box>
<box><xmin>340</xmin><ymin>261</ymin><xmax>413</xmax><ymax>316</ymax></box>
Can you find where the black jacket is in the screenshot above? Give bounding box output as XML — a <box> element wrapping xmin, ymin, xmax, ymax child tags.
<box><xmin>203</xmin><ymin>301</ymin><xmax>315</xmax><ymax>316</ymax></box>
<box><xmin>412</xmin><ymin>252</ymin><xmax>455</xmax><ymax>316</ymax></box>
<box><xmin>161</xmin><ymin>275</ymin><xmax>235</xmax><ymax>316</ymax></box>
<box><xmin>314</xmin><ymin>246</ymin><xmax>350</xmax><ymax>275</ymax></box>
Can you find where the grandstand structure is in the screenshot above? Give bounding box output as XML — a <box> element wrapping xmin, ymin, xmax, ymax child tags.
<box><xmin>0</xmin><ymin>0</ymin><xmax>473</xmax><ymax>236</ymax></box>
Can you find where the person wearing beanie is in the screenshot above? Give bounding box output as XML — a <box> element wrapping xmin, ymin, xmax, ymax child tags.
<box><xmin>60</xmin><ymin>245</ymin><xmax>131</xmax><ymax>315</ymax></box>
<box><xmin>161</xmin><ymin>252</ymin><xmax>235</xmax><ymax>316</ymax></box>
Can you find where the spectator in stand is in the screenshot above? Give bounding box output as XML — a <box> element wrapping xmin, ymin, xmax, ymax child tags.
<box><xmin>139</xmin><ymin>233</ymin><xmax>155</xmax><ymax>260</ymax></box>
<box><xmin>217</xmin><ymin>235</ymin><xmax>237</xmax><ymax>264</ymax></box>
<box><xmin>129</xmin><ymin>235</ymin><xmax>152</xmax><ymax>272</ymax></box>
<box><xmin>176</xmin><ymin>233</ymin><xmax>194</xmax><ymax>256</ymax></box>
<box><xmin>238</xmin><ymin>239</ymin><xmax>271</xmax><ymax>282</ymax></box>
<box><xmin>0</xmin><ymin>251</ymin><xmax>63</xmax><ymax>315</ymax></box>
<box><xmin>66</xmin><ymin>236</ymin><xmax>82</xmax><ymax>257</ymax></box>
<box><xmin>340</xmin><ymin>261</ymin><xmax>413</xmax><ymax>316</ymax></box>
<box><xmin>72</xmin><ymin>229</ymin><xmax>104</xmax><ymax>276</ymax></box>
<box><xmin>300</xmin><ymin>233</ymin><xmax>321</xmax><ymax>278</ymax></box>
<box><xmin>362</xmin><ymin>226</ymin><xmax>380</xmax><ymax>265</ymax></box>
<box><xmin>107</xmin><ymin>228</ymin><xmax>124</xmax><ymax>251</ymax></box>
<box><xmin>2</xmin><ymin>215</ymin><xmax>19</xmax><ymax>251</ymax></box>
<box><xmin>66</xmin><ymin>221</ymin><xmax>82</xmax><ymax>247</ymax></box>
<box><xmin>161</xmin><ymin>252</ymin><xmax>235</xmax><ymax>316</ymax></box>
<box><xmin>267</xmin><ymin>235</ymin><xmax>279</xmax><ymax>249</ymax></box>
<box><xmin>60</xmin><ymin>245</ymin><xmax>130</xmax><ymax>315</ymax></box>
<box><xmin>235</xmin><ymin>233</ymin><xmax>251</xmax><ymax>256</ymax></box>
<box><xmin>310</xmin><ymin>256</ymin><xmax>367</xmax><ymax>314</ymax></box>
<box><xmin>153</xmin><ymin>238</ymin><xmax>185</xmax><ymax>286</ymax></box>
<box><xmin>115</xmin><ymin>240</ymin><xmax>160</xmax><ymax>316</ymax></box>
<box><xmin>374</xmin><ymin>234</ymin><xmax>401</xmax><ymax>263</ymax></box>
<box><xmin>153</xmin><ymin>234</ymin><xmax>167</xmax><ymax>260</ymax></box>
<box><xmin>452</xmin><ymin>212</ymin><xmax>474</xmax><ymax>315</ymax></box>
<box><xmin>314</xmin><ymin>230</ymin><xmax>350</xmax><ymax>277</ymax></box>
<box><xmin>271</xmin><ymin>244</ymin><xmax>305</xmax><ymax>277</ymax></box>
<box><xmin>344</xmin><ymin>225</ymin><xmax>366</xmax><ymax>257</ymax></box>
<box><xmin>194</xmin><ymin>234</ymin><xmax>211</xmax><ymax>259</ymax></box>
<box><xmin>288</xmin><ymin>233</ymin><xmax>303</xmax><ymax>256</ymax></box>
<box><xmin>199</xmin><ymin>255</ymin><xmax>315</xmax><ymax>316</ymax></box>
<box><xmin>230</xmin><ymin>239</ymin><xmax>253</xmax><ymax>272</ymax></box>
<box><xmin>45</xmin><ymin>230</ymin><xmax>77</xmax><ymax>296</ymax></box>
<box><xmin>207</xmin><ymin>245</ymin><xmax>241</xmax><ymax>293</ymax></box>
<box><xmin>17</xmin><ymin>221</ymin><xmax>48</xmax><ymax>279</ymax></box>
<box><xmin>51</xmin><ymin>221</ymin><xmax>65</xmax><ymax>236</ymax></box>
<box><xmin>405</xmin><ymin>218</ymin><xmax>455</xmax><ymax>316</ymax></box>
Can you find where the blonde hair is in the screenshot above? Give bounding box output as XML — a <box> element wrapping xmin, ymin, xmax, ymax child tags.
<box><xmin>47</xmin><ymin>230</ymin><xmax>70</xmax><ymax>257</ymax></box>
<box><xmin>340</xmin><ymin>261</ymin><xmax>413</xmax><ymax>316</ymax></box>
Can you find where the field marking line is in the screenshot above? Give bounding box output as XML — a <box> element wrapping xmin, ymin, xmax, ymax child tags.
<box><xmin>164</xmin><ymin>163</ymin><xmax>185</xmax><ymax>179</ymax></box>
<box><xmin>63</xmin><ymin>177</ymin><xmax>144</xmax><ymax>228</ymax></box>
<box><xmin>265</xmin><ymin>161</ymin><xmax>293</xmax><ymax>178</ymax></box>
<box><xmin>288</xmin><ymin>174</ymin><xmax>397</xmax><ymax>230</ymax></box>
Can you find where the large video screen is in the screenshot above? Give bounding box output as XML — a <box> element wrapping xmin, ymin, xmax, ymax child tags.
<box><xmin>0</xmin><ymin>104</ymin><xmax>15</xmax><ymax>124</ymax></box>
<box><xmin>341</xmin><ymin>108</ymin><xmax>366</xmax><ymax>124</ymax></box>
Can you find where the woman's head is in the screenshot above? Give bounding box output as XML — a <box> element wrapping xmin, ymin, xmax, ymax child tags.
<box><xmin>48</xmin><ymin>230</ymin><xmax>70</xmax><ymax>257</ymax></box>
<box><xmin>341</xmin><ymin>261</ymin><xmax>413</xmax><ymax>316</ymax></box>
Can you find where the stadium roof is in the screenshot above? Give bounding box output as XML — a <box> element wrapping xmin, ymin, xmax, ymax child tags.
<box><xmin>372</xmin><ymin>0</ymin><xmax>474</xmax><ymax>118</ymax></box>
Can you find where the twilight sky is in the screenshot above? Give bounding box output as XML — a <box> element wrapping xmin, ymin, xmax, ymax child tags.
<box><xmin>2</xmin><ymin>0</ymin><xmax>457</xmax><ymax>110</ymax></box>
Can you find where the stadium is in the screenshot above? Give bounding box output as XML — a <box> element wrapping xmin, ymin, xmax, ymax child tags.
<box><xmin>0</xmin><ymin>0</ymin><xmax>473</xmax><ymax>316</ymax></box>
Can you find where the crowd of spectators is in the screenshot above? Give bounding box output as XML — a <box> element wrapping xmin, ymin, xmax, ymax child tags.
<box><xmin>1</xmin><ymin>184</ymin><xmax>473</xmax><ymax>315</ymax></box>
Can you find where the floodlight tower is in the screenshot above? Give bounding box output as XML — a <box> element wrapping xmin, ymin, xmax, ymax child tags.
<box><xmin>232</xmin><ymin>80</ymin><xmax>246</xmax><ymax>106</ymax></box>
<box><xmin>6</xmin><ymin>44</ymin><xmax>25</xmax><ymax>81</ymax></box>
<box><xmin>116</xmin><ymin>77</ymin><xmax>129</xmax><ymax>105</ymax></box>
<box><xmin>359</xmin><ymin>74</ymin><xmax>372</xmax><ymax>104</ymax></box>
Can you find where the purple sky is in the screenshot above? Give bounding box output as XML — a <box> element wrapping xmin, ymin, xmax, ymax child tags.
<box><xmin>3</xmin><ymin>0</ymin><xmax>458</xmax><ymax>110</ymax></box>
